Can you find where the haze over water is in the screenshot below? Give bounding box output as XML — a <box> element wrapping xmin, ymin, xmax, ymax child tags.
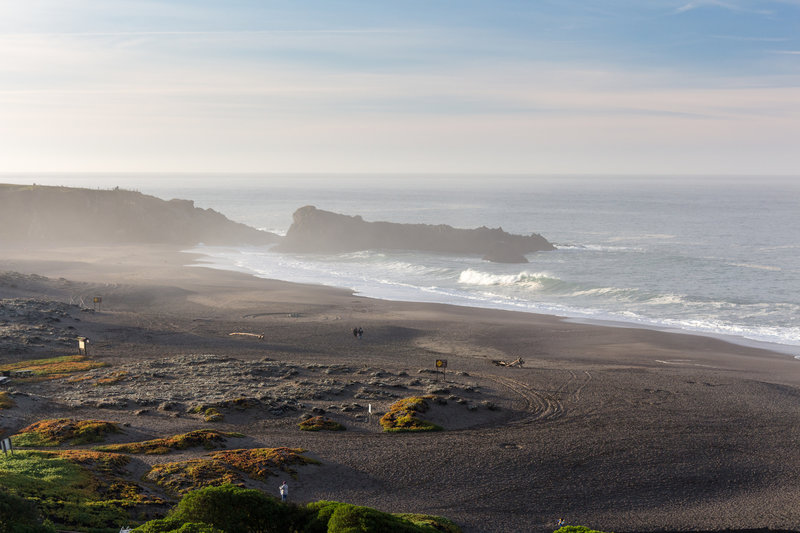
<box><xmin>15</xmin><ymin>174</ymin><xmax>799</xmax><ymax>353</ymax></box>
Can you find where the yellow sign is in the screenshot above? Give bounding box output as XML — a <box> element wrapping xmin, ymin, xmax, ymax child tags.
<box><xmin>435</xmin><ymin>359</ymin><xmax>447</xmax><ymax>368</ymax></box>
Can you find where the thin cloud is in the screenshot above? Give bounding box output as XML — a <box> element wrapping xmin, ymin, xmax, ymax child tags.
<box><xmin>675</xmin><ymin>1</ymin><xmax>773</xmax><ymax>15</ymax></box>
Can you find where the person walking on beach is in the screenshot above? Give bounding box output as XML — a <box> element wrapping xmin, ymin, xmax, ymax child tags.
<box><xmin>279</xmin><ymin>481</ymin><xmax>288</xmax><ymax>502</ymax></box>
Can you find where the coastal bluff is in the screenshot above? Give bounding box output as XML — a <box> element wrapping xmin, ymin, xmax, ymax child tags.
<box><xmin>276</xmin><ymin>205</ymin><xmax>555</xmax><ymax>262</ymax></box>
<box><xmin>0</xmin><ymin>184</ymin><xmax>279</xmax><ymax>246</ymax></box>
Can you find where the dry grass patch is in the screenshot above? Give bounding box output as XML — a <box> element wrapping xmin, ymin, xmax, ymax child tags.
<box><xmin>0</xmin><ymin>355</ymin><xmax>107</xmax><ymax>381</ymax></box>
<box><xmin>188</xmin><ymin>405</ymin><xmax>224</xmax><ymax>422</ymax></box>
<box><xmin>380</xmin><ymin>396</ymin><xmax>443</xmax><ymax>432</ymax></box>
<box><xmin>299</xmin><ymin>416</ymin><xmax>346</xmax><ymax>431</ymax></box>
<box><xmin>0</xmin><ymin>391</ymin><xmax>14</xmax><ymax>410</ymax></box>
<box><xmin>95</xmin><ymin>429</ymin><xmax>243</xmax><ymax>455</ymax></box>
<box><xmin>94</xmin><ymin>370</ymin><xmax>128</xmax><ymax>386</ymax></box>
<box><xmin>146</xmin><ymin>447</ymin><xmax>319</xmax><ymax>495</ymax></box>
<box><xmin>12</xmin><ymin>418</ymin><xmax>120</xmax><ymax>447</ymax></box>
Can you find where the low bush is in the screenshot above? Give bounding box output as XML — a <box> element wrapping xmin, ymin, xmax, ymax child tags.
<box><xmin>379</xmin><ymin>396</ymin><xmax>442</xmax><ymax>432</ymax></box>
<box><xmin>0</xmin><ymin>392</ymin><xmax>14</xmax><ymax>410</ymax></box>
<box><xmin>12</xmin><ymin>419</ymin><xmax>120</xmax><ymax>447</ymax></box>
<box><xmin>134</xmin><ymin>488</ymin><xmax>461</xmax><ymax>533</ymax></box>
<box><xmin>169</xmin><ymin>485</ymin><xmax>306</xmax><ymax>533</ymax></box>
<box><xmin>0</xmin><ymin>490</ymin><xmax>55</xmax><ymax>532</ymax></box>
<box><xmin>95</xmin><ymin>429</ymin><xmax>242</xmax><ymax>455</ymax></box>
<box><xmin>298</xmin><ymin>416</ymin><xmax>345</xmax><ymax>431</ymax></box>
<box><xmin>0</xmin><ymin>450</ymin><xmax>160</xmax><ymax>531</ymax></box>
<box><xmin>188</xmin><ymin>406</ymin><xmax>223</xmax><ymax>423</ymax></box>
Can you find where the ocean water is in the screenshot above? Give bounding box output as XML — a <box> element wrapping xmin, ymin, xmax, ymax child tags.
<box><xmin>12</xmin><ymin>174</ymin><xmax>800</xmax><ymax>352</ymax></box>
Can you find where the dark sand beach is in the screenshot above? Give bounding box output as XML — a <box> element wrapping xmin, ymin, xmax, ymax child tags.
<box><xmin>2</xmin><ymin>245</ymin><xmax>800</xmax><ymax>532</ymax></box>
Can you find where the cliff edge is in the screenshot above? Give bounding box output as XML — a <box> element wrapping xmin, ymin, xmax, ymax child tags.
<box><xmin>0</xmin><ymin>184</ymin><xmax>279</xmax><ymax>246</ymax></box>
<box><xmin>275</xmin><ymin>206</ymin><xmax>554</xmax><ymax>263</ymax></box>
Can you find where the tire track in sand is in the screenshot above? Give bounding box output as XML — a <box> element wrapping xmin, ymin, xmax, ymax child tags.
<box><xmin>482</xmin><ymin>373</ymin><xmax>564</xmax><ymax>425</ymax></box>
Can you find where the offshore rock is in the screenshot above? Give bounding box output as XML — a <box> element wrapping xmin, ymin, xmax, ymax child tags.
<box><xmin>276</xmin><ymin>206</ymin><xmax>554</xmax><ymax>262</ymax></box>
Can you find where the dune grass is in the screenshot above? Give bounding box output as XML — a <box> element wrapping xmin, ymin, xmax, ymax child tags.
<box><xmin>94</xmin><ymin>429</ymin><xmax>243</xmax><ymax>455</ymax></box>
<box><xmin>0</xmin><ymin>355</ymin><xmax>107</xmax><ymax>381</ymax></box>
<box><xmin>299</xmin><ymin>416</ymin><xmax>346</xmax><ymax>431</ymax></box>
<box><xmin>12</xmin><ymin>418</ymin><xmax>120</xmax><ymax>447</ymax></box>
<box><xmin>380</xmin><ymin>396</ymin><xmax>442</xmax><ymax>432</ymax></box>
<box><xmin>146</xmin><ymin>447</ymin><xmax>319</xmax><ymax>495</ymax></box>
<box><xmin>0</xmin><ymin>450</ymin><xmax>162</xmax><ymax>531</ymax></box>
<box><xmin>0</xmin><ymin>391</ymin><xmax>14</xmax><ymax>409</ymax></box>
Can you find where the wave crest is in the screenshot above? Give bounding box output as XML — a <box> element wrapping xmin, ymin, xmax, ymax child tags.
<box><xmin>457</xmin><ymin>269</ymin><xmax>553</xmax><ymax>289</ymax></box>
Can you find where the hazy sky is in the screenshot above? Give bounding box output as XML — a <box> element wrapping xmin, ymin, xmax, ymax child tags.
<box><xmin>2</xmin><ymin>1</ymin><xmax>799</xmax><ymax>175</ymax></box>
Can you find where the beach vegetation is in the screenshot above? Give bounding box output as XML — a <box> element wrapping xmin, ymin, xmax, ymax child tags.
<box><xmin>133</xmin><ymin>486</ymin><xmax>461</xmax><ymax>533</ymax></box>
<box><xmin>379</xmin><ymin>396</ymin><xmax>442</xmax><ymax>432</ymax></box>
<box><xmin>94</xmin><ymin>371</ymin><xmax>129</xmax><ymax>386</ymax></box>
<box><xmin>0</xmin><ymin>489</ymin><xmax>55</xmax><ymax>532</ymax></box>
<box><xmin>145</xmin><ymin>447</ymin><xmax>318</xmax><ymax>495</ymax></box>
<box><xmin>94</xmin><ymin>429</ymin><xmax>243</xmax><ymax>455</ymax></box>
<box><xmin>145</xmin><ymin>458</ymin><xmax>241</xmax><ymax>495</ymax></box>
<box><xmin>12</xmin><ymin>418</ymin><xmax>120</xmax><ymax>447</ymax></box>
<box><xmin>0</xmin><ymin>391</ymin><xmax>14</xmax><ymax>410</ymax></box>
<box><xmin>208</xmin><ymin>447</ymin><xmax>319</xmax><ymax>480</ymax></box>
<box><xmin>188</xmin><ymin>405</ymin><xmax>223</xmax><ymax>422</ymax></box>
<box><xmin>553</xmin><ymin>527</ymin><xmax>612</xmax><ymax>533</ymax></box>
<box><xmin>0</xmin><ymin>355</ymin><xmax>107</xmax><ymax>381</ymax></box>
<box><xmin>298</xmin><ymin>416</ymin><xmax>345</xmax><ymax>431</ymax></box>
<box><xmin>0</xmin><ymin>450</ymin><xmax>162</xmax><ymax>531</ymax></box>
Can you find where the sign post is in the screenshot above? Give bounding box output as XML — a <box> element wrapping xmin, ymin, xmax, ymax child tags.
<box><xmin>93</xmin><ymin>296</ymin><xmax>102</xmax><ymax>311</ymax></box>
<box><xmin>1</xmin><ymin>437</ymin><xmax>13</xmax><ymax>456</ymax></box>
<box><xmin>435</xmin><ymin>359</ymin><xmax>447</xmax><ymax>381</ymax></box>
<box><xmin>78</xmin><ymin>337</ymin><xmax>89</xmax><ymax>356</ymax></box>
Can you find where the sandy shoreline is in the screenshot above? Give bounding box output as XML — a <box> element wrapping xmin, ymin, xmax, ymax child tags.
<box><xmin>2</xmin><ymin>245</ymin><xmax>800</xmax><ymax>532</ymax></box>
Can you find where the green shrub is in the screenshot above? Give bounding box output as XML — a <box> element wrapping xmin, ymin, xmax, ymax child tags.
<box><xmin>133</xmin><ymin>517</ymin><xmax>223</xmax><ymax>532</ymax></box>
<box><xmin>299</xmin><ymin>416</ymin><xmax>345</xmax><ymax>432</ymax></box>
<box><xmin>0</xmin><ymin>490</ymin><xmax>56</xmax><ymax>533</ymax></box>
<box><xmin>170</xmin><ymin>484</ymin><xmax>308</xmax><ymax>533</ymax></box>
<box><xmin>326</xmin><ymin>503</ymin><xmax>438</xmax><ymax>533</ymax></box>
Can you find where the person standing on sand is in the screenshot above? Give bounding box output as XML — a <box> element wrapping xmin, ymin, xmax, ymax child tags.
<box><xmin>279</xmin><ymin>481</ymin><xmax>288</xmax><ymax>502</ymax></box>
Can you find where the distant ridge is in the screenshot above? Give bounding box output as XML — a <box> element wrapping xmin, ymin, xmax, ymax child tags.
<box><xmin>276</xmin><ymin>205</ymin><xmax>554</xmax><ymax>263</ymax></box>
<box><xmin>0</xmin><ymin>183</ymin><xmax>279</xmax><ymax>246</ymax></box>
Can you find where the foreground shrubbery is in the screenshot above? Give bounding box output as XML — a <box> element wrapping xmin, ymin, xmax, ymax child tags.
<box><xmin>0</xmin><ymin>450</ymin><xmax>161</xmax><ymax>531</ymax></box>
<box><xmin>0</xmin><ymin>490</ymin><xmax>56</xmax><ymax>532</ymax></box>
<box><xmin>134</xmin><ymin>485</ymin><xmax>461</xmax><ymax>533</ymax></box>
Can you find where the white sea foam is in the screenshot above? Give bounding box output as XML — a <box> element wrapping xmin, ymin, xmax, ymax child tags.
<box><xmin>728</xmin><ymin>262</ymin><xmax>782</xmax><ymax>272</ymax></box>
<box><xmin>178</xmin><ymin>175</ymin><xmax>800</xmax><ymax>350</ymax></box>
<box><xmin>457</xmin><ymin>269</ymin><xmax>551</xmax><ymax>288</ymax></box>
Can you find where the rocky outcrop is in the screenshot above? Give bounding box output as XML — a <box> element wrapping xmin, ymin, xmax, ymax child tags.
<box><xmin>0</xmin><ymin>184</ymin><xmax>279</xmax><ymax>245</ymax></box>
<box><xmin>276</xmin><ymin>206</ymin><xmax>554</xmax><ymax>262</ymax></box>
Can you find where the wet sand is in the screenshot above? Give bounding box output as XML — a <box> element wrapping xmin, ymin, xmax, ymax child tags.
<box><xmin>2</xmin><ymin>245</ymin><xmax>800</xmax><ymax>533</ymax></box>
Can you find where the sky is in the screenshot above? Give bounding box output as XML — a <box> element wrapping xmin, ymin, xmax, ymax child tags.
<box><xmin>1</xmin><ymin>0</ymin><xmax>799</xmax><ymax>176</ymax></box>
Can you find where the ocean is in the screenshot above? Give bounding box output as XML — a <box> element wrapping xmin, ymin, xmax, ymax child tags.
<box><xmin>14</xmin><ymin>174</ymin><xmax>800</xmax><ymax>353</ymax></box>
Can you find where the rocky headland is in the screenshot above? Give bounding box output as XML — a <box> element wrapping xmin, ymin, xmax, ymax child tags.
<box><xmin>0</xmin><ymin>184</ymin><xmax>279</xmax><ymax>246</ymax></box>
<box><xmin>275</xmin><ymin>205</ymin><xmax>554</xmax><ymax>263</ymax></box>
